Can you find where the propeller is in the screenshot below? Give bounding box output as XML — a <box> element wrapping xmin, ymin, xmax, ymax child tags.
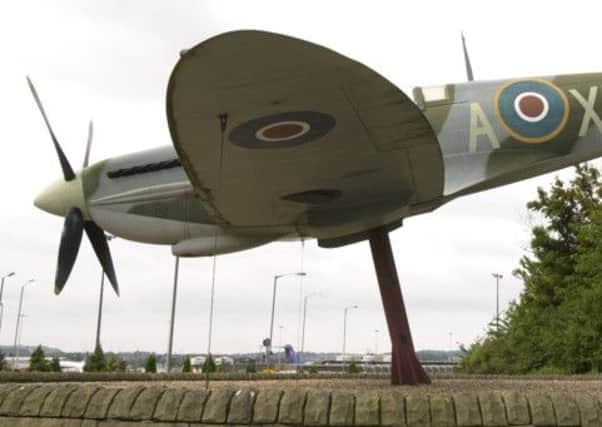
<box><xmin>27</xmin><ymin>76</ymin><xmax>120</xmax><ymax>296</ymax></box>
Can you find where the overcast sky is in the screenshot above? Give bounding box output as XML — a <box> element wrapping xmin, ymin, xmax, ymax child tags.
<box><xmin>1</xmin><ymin>1</ymin><xmax>600</xmax><ymax>356</ymax></box>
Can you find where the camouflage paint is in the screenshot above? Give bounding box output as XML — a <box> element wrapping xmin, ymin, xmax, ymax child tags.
<box><xmin>417</xmin><ymin>73</ymin><xmax>602</xmax><ymax>197</ymax></box>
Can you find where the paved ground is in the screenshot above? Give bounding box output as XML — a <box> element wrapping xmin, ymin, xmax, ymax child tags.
<box><xmin>69</xmin><ymin>377</ymin><xmax>602</xmax><ymax>393</ymax></box>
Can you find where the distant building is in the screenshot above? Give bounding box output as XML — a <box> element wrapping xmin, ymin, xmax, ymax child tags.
<box><xmin>60</xmin><ymin>360</ymin><xmax>84</xmax><ymax>373</ymax></box>
<box><xmin>190</xmin><ymin>355</ymin><xmax>234</xmax><ymax>372</ymax></box>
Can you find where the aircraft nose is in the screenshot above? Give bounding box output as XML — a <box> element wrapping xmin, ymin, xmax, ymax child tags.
<box><xmin>34</xmin><ymin>175</ymin><xmax>87</xmax><ymax>218</ymax></box>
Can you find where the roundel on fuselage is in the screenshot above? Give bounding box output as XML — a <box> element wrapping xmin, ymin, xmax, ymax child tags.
<box><xmin>494</xmin><ymin>79</ymin><xmax>570</xmax><ymax>143</ymax></box>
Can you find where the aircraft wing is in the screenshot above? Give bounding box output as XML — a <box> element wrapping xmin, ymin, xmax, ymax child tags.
<box><xmin>166</xmin><ymin>30</ymin><xmax>443</xmax><ymax>240</ymax></box>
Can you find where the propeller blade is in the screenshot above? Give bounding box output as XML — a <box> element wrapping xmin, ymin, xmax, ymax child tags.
<box><xmin>55</xmin><ymin>208</ymin><xmax>84</xmax><ymax>294</ymax></box>
<box><xmin>461</xmin><ymin>33</ymin><xmax>474</xmax><ymax>82</ymax></box>
<box><xmin>83</xmin><ymin>120</ymin><xmax>93</xmax><ymax>168</ymax></box>
<box><xmin>26</xmin><ymin>76</ymin><xmax>76</xmax><ymax>181</ymax></box>
<box><xmin>84</xmin><ymin>221</ymin><xmax>120</xmax><ymax>296</ymax></box>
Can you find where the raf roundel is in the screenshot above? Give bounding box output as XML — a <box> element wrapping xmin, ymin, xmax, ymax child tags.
<box><xmin>229</xmin><ymin>111</ymin><xmax>336</xmax><ymax>149</ymax></box>
<box><xmin>494</xmin><ymin>79</ymin><xmax>570</xmax><ymax>143</ymax></box>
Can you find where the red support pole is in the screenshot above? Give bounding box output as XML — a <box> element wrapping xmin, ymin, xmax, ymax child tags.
<box><xmin>369</xmin><ymin>227</ymin><xmax>430</xmax><ymax>385</ymax></box>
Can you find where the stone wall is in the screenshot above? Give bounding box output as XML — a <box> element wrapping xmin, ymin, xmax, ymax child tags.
<box><xmin>0</xmin><ymin>384</ymin><xmax>600</xmax><ymax>426</ymax></box>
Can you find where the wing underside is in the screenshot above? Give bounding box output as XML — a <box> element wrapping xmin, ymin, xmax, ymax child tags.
<box><xmin>167</xmin><ymin>30</ymin><xmax>443</xmax><ymax>240</ymax></box>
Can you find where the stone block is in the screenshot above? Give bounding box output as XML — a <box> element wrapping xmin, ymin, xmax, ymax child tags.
<box><xmin>130</xmin><ymin>386</ymin><xmax>165</xmax><ymax>420</ymax></box>
<box><xmin>175</xmin><ymin>389</ymin><xmax>209</xmax><ymax>423</ymax></box>
<box><xmin>40</xmin><ymin>385</ymin><xmax>77</xmax><ymax>418</ymax></box>
<box><xmin>0</xmin><ymin>385</ymin><xmax>38</xmax><ymax>416</ymax></box>
<box><xmin>278</xmin><ymin>389</ymin><xmax>307</xmax><ymax>425</ymax></box>
<box><xmin>406</xmin><ymin>394</ymin><xmax>429</xmax><ymax>427</ymax></box>
<box><xmin>0</xmin><ymin>385</ymin><xmax>23</xmax><ymax>408</ymax></box>
<box><xmin>154</xmin><ymin>388</ymin><xmax>187</xmax><ymax>422</ymax></box>
<box><xmin>381</xmin><ymin>391</ymin><xmax>405</xmax><ymax>427</ymax></box>
<box><xmin>355</xmin><ymin>390</ymin><xmax>380</xmax><ymax>426</ymax></box>
<box><xmin>430</xmin><ymin>394</ymin><xmax>454</xmax><ymax>427</ymax></box>
<box><xmin>63</xmin><ymin>385</ymin><xmax>99</xmax><ymax>418</ymax></box>
<box><xmin>19</xmin><ymin>385</ymin><xmax>56</xmax><ymax>417</ymax></box>
<box><xmin>502</xmin><ymin>391</ymin><xmax>530</xmax><ymax>426</ymax></box>
<box><xmin>575</xmin><ymin>393</ymin><xmax>601</xmax><ymax>427</ymax></box>
<box><xmin>453</xmin><ymin>393</ymin><xmax>481</xmax><ymax>427</ymax></box>
<box><xmin>303</xmin><ymin>391</ymin><xmax>330</xmax><ymax>426</ymax></box>
<box><xmin>85</xmin><ymin>387</ymin><xmax>121</xmax><ymax>419</ymax></box>
<box><xmin>228</xmin><ymin>389</ymin><xmax>255</xmax><ymax>424</ymax></box>
<box><xmin>329</xmin><ymin>391</ymin><xmax>353</xmax><ymax>426</ymax></box>
<box><xmin>478</xmin><ymin>392</ymin><xmax>507</xmax><ymax>426</ymax></box>
<box><xmin>253</xmin><ymin>389</ymin><xmax>282</xmax><ymax>424</ymax></box>
<box><xmin>202</xmin><ymin>388</ymin><xmax>234</xmax><ymax>424</ymax></box>
<box><xmin>106</xmin><ymin>386</ymin><xmax>145</xmax><ymax>420</ymax></box>
<box><xmin>528</xmin><ymin>393</ymin><xmax>556</xmax><ymax>427</ymax></box>
<box><xmin>25</xmin><ymin>418</ymin><xmax>83</xmax><ymax>427</ymax></box>
<box><xmin>549</xmin><ymin>393</ymin><xmax>580</xmax><ymax>427</ymax></box>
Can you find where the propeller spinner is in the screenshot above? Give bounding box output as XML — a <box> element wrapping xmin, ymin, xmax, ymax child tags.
<box><xmin>28</xmin><ymin>77</ymin><xmax>120</xmax><ymax>296</ymax></box>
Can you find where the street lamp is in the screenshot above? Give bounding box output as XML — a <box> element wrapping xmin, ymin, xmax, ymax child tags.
<box><xmin>17</xmin><ymin>313</ymin><xmax>27</xmax><ymax>351</ymax></box>
<box><xmin>492</xmin><ymin>273</ymin><xmax>503</xmax><ymax>332</ymax></box>
<box><xmin>95</xmin><ymin>235</ymin><xmax>115</xmax><ymax>350</ymax></box>
<box><xmin>13</xmin><ymin>279</ymin><xmax>33</xmax><ymax>366</ymax></box>
<box><xmin>342</xmin><ymin>304</ymin><xmax>358</xmax><ymax>371</ymax></box>
<box><xmin>0</xmin><ymin>272</ymin><xmax>15</xmax><ymax>334</ymax></box>
<box><xmin>166</xmin><ymin>255</ymin><xmax>180</xmax><ymax>373</ymax></box>
<box><xmin>300</xmin><ymin>292</ymin><xmax>320</xmax><ymax>360</ymax></box>
<box><xmin>278</xmin><ymin>325</ymin><xmax>284</xmax><ymax>364</ymax></box>
<box><xmin>267</xmin><ymin>272</ymin><xmax>306</xmax><ymax>368</ymax></box>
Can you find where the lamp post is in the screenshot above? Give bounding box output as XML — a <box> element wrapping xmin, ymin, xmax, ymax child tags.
<box><xmin>492</xmin><ymin>273</ymin><xmax>503</xmax><ymax>332</ymax></box>
<box><xmin>95</xmin><ymin>235</ymin><xmax>115</xmax><ymax>350</ymax></box>
<box><xmin>267</xmin><ymin>272</ymin><xmax>306</xmax><ymax>368</ymax></box>
<box><xmin>0</xmin><ymin>272</ymin><xmax>15</xmax><ymax>334</ymax></box>
<box><xmin>278</xmin><ymin>325</ymin><xmax>284</xmax><ymax>364</ymax></box>
<box><xmin>342</xmin><ymin>304</ymin><xmax>358</xmax><ymax>371</ymax></box>
<box><xmin>13</xmin><ymin>279</ymin><xmax>33</xmax><ymax>366</ymax></box>
<box><xmin>17</xmin><ymin>313</ymin><xmax>26</xmax><ymax>350</ymax></box>
<box><xmin>166</xmin><ymin>256</ymin><xmax>180</xmax><ymax>373</ymax></box>
<box><xmin>300</xmin><ymin>293</ymin><xmax>319</xmax><ymax>361</ymax></box>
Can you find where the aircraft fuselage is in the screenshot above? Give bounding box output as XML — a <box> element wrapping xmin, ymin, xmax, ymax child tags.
<box><xmin>35</xmin><ymin>73</ymin><xmax>602</xmax><ymax>255</ymax></box>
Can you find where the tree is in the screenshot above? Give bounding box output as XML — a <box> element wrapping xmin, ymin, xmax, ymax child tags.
<box><xmin>182</xmin><ymin>356</ymin><xmax>192</xmax><ymax>373</ymax></box>
<box><xmin>0</xmin><ymin>352</ymin><xmax>6</xmax><ymax>371</ymax></box>
<box><xmin>107</xmin><ymin>354</ymin><xmax>127</xmax><ymax>372</ymax></box>
<box><xmin>202</xmin><ymin>354</ymin><xmax>216</xmax><ymax>373</ymax></box>
<box><xmin>347</xmin><ymin>361</ymin><xmax>361</xmax><ymax>374</ymax></box>
<box><xmin>49</xmin><ymin>357</ymin><xmax>61</xmax><ymax>372</ymax></box>
<box><xmin>84</xmin><ymin>345</ymin><xmax>107</xmax><ymax>372</ymax></box>
<box><xmin>145</xmin><ymin>354</ymin><xmax>157</xmax><ymax>373</ymax></box>
<box><xmin>245</xmin><ymin>360</ymin><xmax>256</xmax><ymax>374</ymax></box>
<box><xmin>462</xmin><ymin>164</ymin><xmax>602</xmax><ymax>374</ymax></box>
<box><xmin>29</xmin><ymin>345</ymin><xmax>48</xmax><ymax>372</ymax></box>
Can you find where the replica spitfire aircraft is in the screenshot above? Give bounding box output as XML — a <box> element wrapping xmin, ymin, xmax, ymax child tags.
<box><xmin>31</xmin><ymin>30</ymin><xmax>602</xmax><ymax>385</ymax></box>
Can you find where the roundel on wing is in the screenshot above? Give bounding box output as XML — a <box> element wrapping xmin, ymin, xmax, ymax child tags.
<box><xmin>229</xmin><ymin>111</ymin><xmax>336</xmax><ymax>148</ymax></box>
<box><xmin>494</xmin><ymin>80</ymin><xmax>570</xmax><ymax>143</ymax></box>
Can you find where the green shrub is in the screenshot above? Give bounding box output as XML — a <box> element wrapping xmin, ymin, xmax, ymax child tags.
<box><xmin>144</xmin><ymin>354</ymin><xmax>157</xmax><ymax>373</ymax></box>
<box><xmin>29</xmin><ymin>345</ymin><xmax>48</xmax><ymax>372</ymax></box>
<box><xmin>202</xmin><ymin>354</ymin><xmax>216</xmax><ymax>373</ymax></box>
<box><xmin>182</xmin><ymin>356</ymin><xmax>192</xmax><ymax>373</ymax></box>
<box><xmin>84</xmin><ymin>345</ymin><xmax>107</xmax><ymax>372</ymax></box>
<box><xmin>245</xmin><ymin>360</ymin><xmax>256</xmax><ymax>374</ymax></box>
<box><xmin>49</xmin><ymin>357</ymin><xmax>61</xmax><ymax>372</ymax></box>
<box><xmin>107</xmin><ymin>354</ymin><xmax>126</xmax><ymax>372</ymax></box>
<box><xmin>347</xmin><ymin>362</ymin><xmax>361</xmax><ymax>374</ymax></box>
